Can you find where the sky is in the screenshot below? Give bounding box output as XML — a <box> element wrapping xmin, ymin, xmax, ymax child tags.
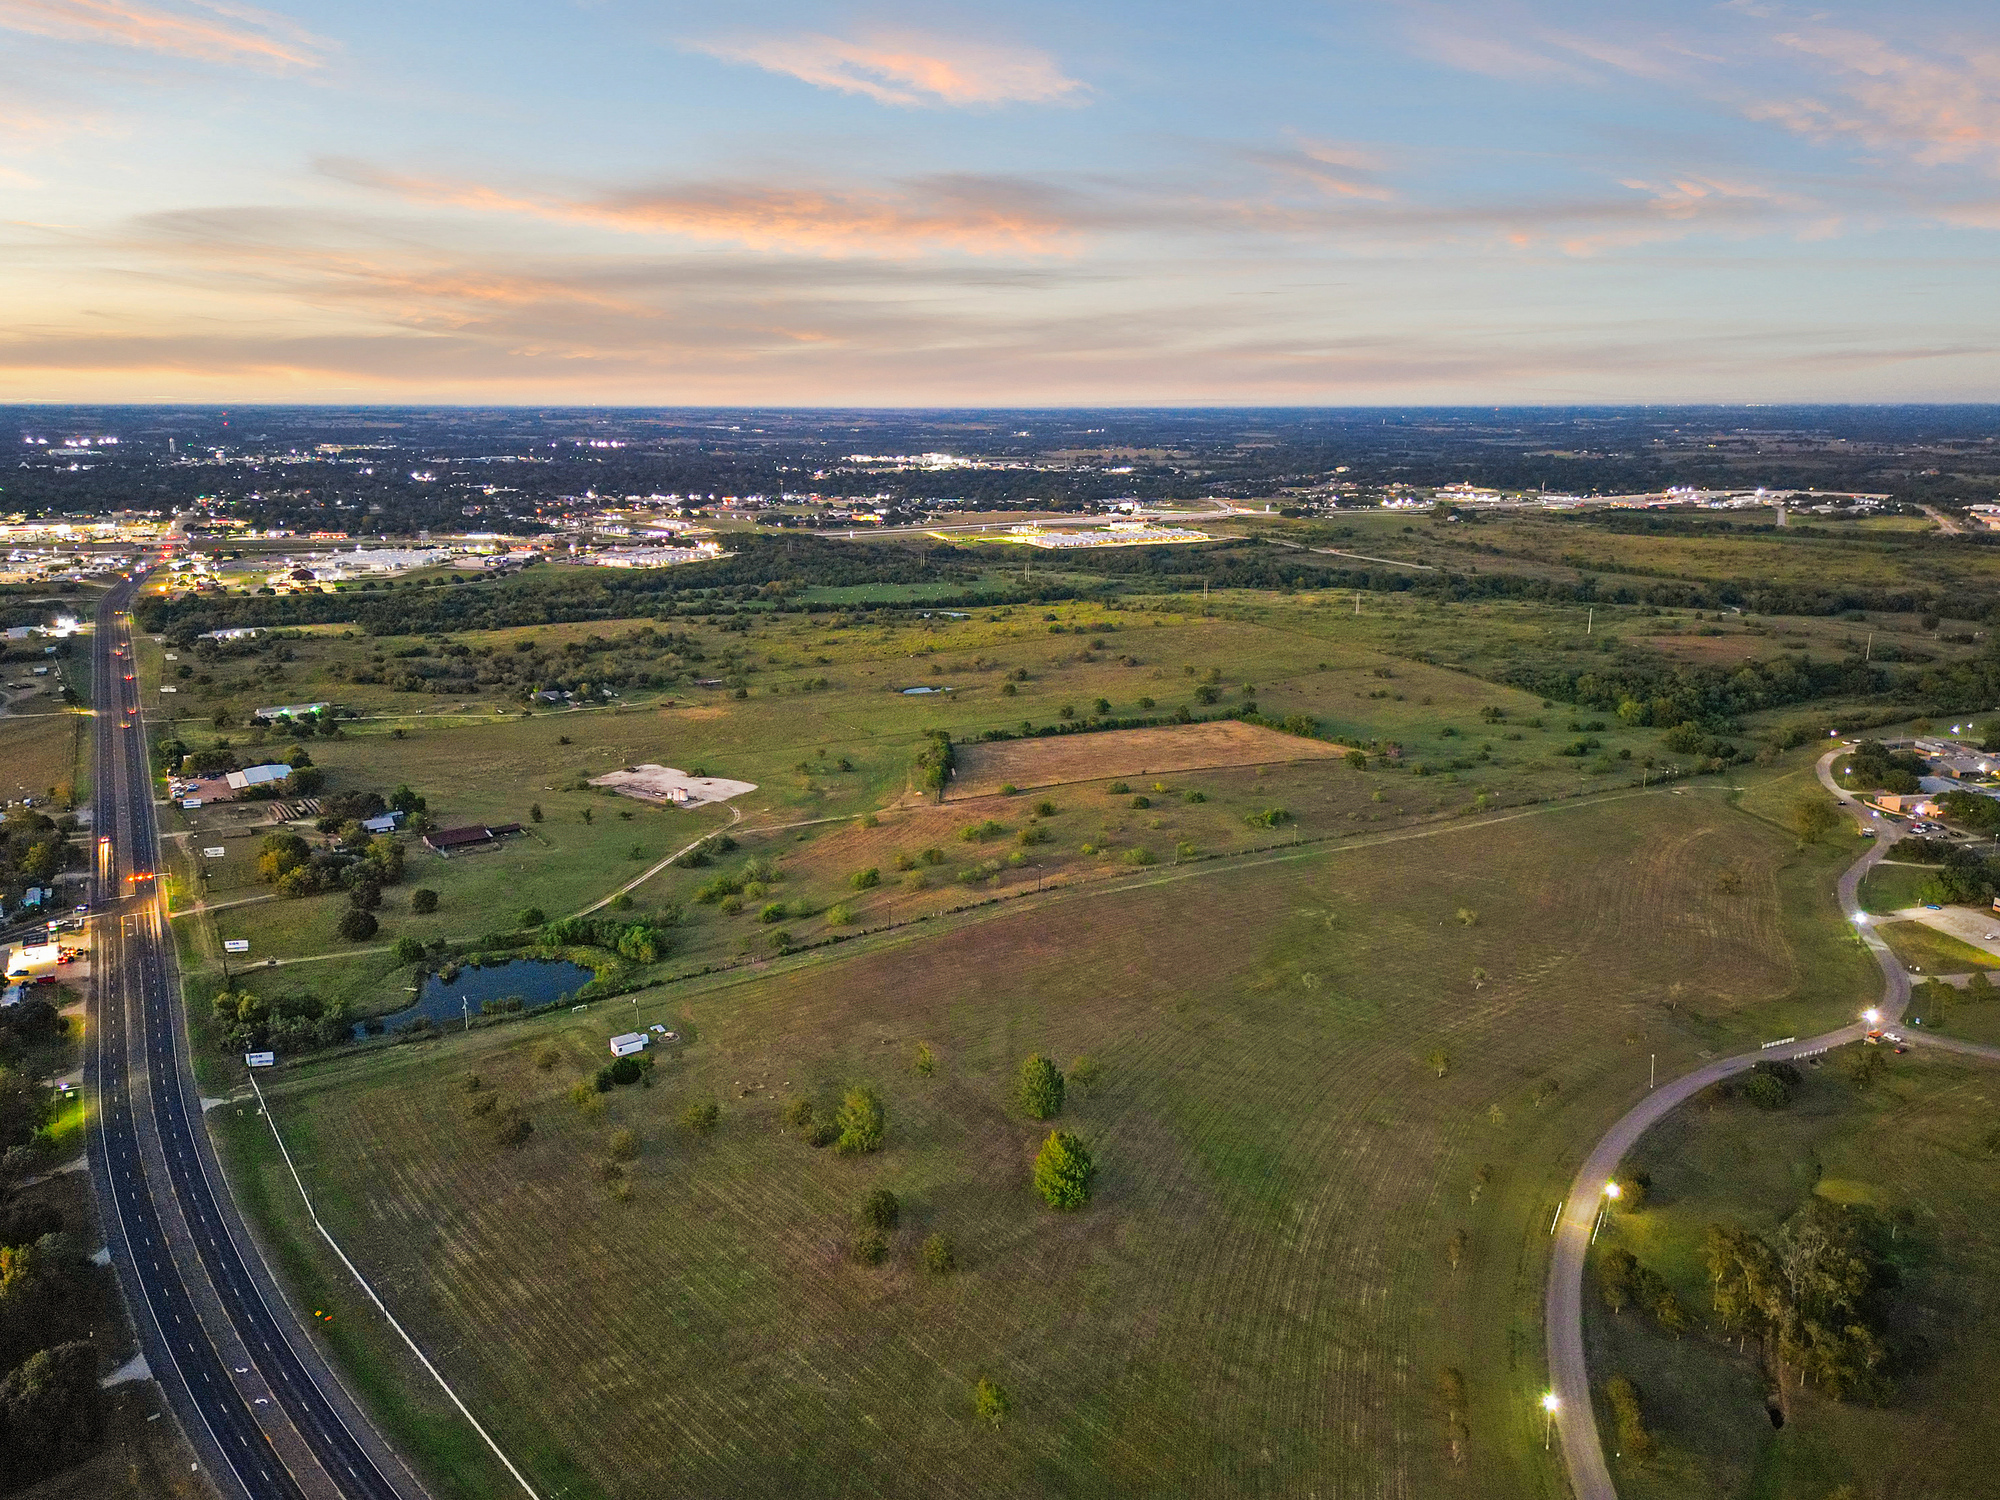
<box><xmin>5</xmin><ymin>0</ymin><xmax>2000</xmax><ymax>405</ymax></box>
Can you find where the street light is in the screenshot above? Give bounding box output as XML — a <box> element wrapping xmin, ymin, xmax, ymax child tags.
<box><xmin>1864</xmin><ymin>1008</ymin><xmax>1880</xmax><ymax>1025</ymax></box>
<box><xmin>1603</xmin><ymin>1181</ymin><xmax>1622</xmax><ymax>1200</ymax></box>
<box><xmin>1542</xmin><ymin>1391</ymin><xmax>1560</xmax><ymax>1449</ymax></box>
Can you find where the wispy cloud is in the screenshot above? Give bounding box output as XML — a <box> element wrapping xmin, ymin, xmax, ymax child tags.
<box><xmin>320</xmin><ymin>159</ymin><xmax>1086</xmax><ymax>257</ymax></box>
<box><xmin>686</xmin><ymin>30</ymin><xmax>1083</xmax><ymax>107</ymax></box>
<box><xmin>1753</xmin><ymin>27</ymin><xmax>2000</xmax><ymax>172</ymax></box>
<box><xmin>0</xmin><ymin>0</ymin><xmax>327</xmax><ymax>70</ymax></box>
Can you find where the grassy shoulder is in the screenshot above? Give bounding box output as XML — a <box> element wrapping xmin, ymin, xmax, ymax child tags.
<box><xmin>222</xmin><ymin>776</ymin><xmax>1873</xmax><ymax>1500</ymax></box>
<box><xmin>1581</xmin><ymin>1051</ymin><xmax>2000</xmax><ymax>1500</ymax></box>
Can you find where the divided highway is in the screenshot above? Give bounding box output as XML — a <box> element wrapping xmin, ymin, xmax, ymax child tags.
<box><xmin>83</xmin><ymin>574</ymin><xmax>420</xmax><ymax>1500</ymax></box>
<box><xmin>1545</xmin><ymin>752</ymin><xmax>1914</xmax><ymax>1499</ymax></box>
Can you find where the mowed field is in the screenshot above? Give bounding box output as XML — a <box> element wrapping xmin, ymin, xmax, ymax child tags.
<box><xmin>0</xmin><ymin>709</ymin><xmax>81</xmax><ymax>804</ymax></box>
<box><xmin>226</xmin><ymin>786</ymin><xmax>1877</xmax><ymax>1500</ymax></box>
<box><xmin>1585</xmin><ymin>1054</ymin><xmax>2000</xmax><ymax>1500</ymax></box>
<box><xmin>948</xmin><ymin>720</ymin><xmax>1348</xmax><ymax>798</ymax></box>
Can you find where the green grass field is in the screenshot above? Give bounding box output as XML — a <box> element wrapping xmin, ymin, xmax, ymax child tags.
<box><xmin>1583</xmin><ymin>1052</ymin><xmax>2000</xmax><ymax>1500</ymax></box>
<box><xmin>1858</xmin><ymin>862</ymin><xmax>1938</xmax><ymax>914</ymax></box>
<box><xmin>0</xmin><ymin>706</ymin><xmax>85</xmax><ymax>805</ymax></box>
<box><xmin>227</xmin><ymin>780</ymin><xmax>1880</xmax><ymax>1500</ymax></box>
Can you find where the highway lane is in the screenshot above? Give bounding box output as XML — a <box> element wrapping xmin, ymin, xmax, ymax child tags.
<box><xmin>1543</xmin><ymin>750</ymin><xmax>1911</xmax><ymax>1499</ymax></box>
<box><xmin>83</xmin><ymin>575</ymin><xmax>419</xmax><ymax>1500</ymax></box>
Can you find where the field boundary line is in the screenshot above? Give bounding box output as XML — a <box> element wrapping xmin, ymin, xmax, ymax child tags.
<box><xmin>247</xmin><ymin>1072</ymin><xmax>541</xmax><ymax>1500</ymax></box>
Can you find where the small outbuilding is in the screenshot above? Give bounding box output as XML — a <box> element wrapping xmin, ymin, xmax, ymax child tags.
<box><xmin>609</xmin><ymin>1032</ymin><xmax>649</xmax><ymax>1058</ymax></box>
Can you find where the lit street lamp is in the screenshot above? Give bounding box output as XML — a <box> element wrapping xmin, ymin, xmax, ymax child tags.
<box><xmin>1542</xmin><ymin>1391</ymin><xmax>1560</xmax><ymax>1449</ymax></box>
<box><xmin>1864</xmin><ymin>1008</ymin><xmax>1880</xmax><ymax>1026</ymax></box>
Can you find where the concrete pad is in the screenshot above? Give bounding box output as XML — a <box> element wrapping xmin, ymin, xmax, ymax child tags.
<box><xmin>590</xmin><ymin>763</ymin><xmax>757</xmax><ymax>807</ymax></box>
<box><xmin>100</xmin><ymin>1352</ymin><xmax>151</xmax><ymax>1387</ymax></box>
<box><xmin>1885</xmin><ymin>904</ymin><xmax>2000</xmax><ymax>959</ymax></box>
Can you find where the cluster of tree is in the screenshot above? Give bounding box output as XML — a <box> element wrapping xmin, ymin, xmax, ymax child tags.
<box><xmin>914</xmin><ymin>730</ymin><xmax>955</xmax><ymax>799</ymax></box>
<box><xmin>1604</xmin><ymin>1375</ymin><xmax>1656</xmax><ymax>1461</ymax></box>
<box><xmin>256</xmin><ymin>828</ymin><xmax>405</xmax><ymax>901</ymax></box>
<box><xmin>209</xmin><ymin>987</ymin><xmax>354</xmax><ymax>1055</ymax></box>
<box><xmin>1936</xmin><ymin>789</ymin><xmax>2000</xmax><ymax>836</ymax></box>
<box><xmin>1743</xmin><ymin>1061</ymin><xmax>1804</xmax><ymax>1110</ymax></box>
<box><xmin>691</xmin><ymin>856</ymin><xmax>782</xmax><ymax>907</ymax></box>
<box><xmin>0</xmin><ymin>1225</ymin><xmax>101</xmax><ymax>1490</ymax></box>
<box><xmin>1908</xmin><ymin>841</ymin><xmax>2000</xmax><ymax>905</ymax></box>
<box><xmin>1599</xmin><ymin>1247</ymin><xmax>1689</xmax><ymax>1335</ymax></box>
<box><xmin>0</xmin><ymin>804</ymin><xmax>69</xmax><ymax>910</ymax></box>
<box><xmin>1506</xmin><ymin>653</ymin><xmax>1877</xmax><ymax>731</ymax></box>
<box><xmin>0</xmin><ymin>1001</ymin><xmax>64</xmax><ymax>1075</ymax></box>
<box><xmin>1844</xmin><ymin>740</ymin><xmax>1928</xmax><ymax>794</ymax></box>
<box><xmin>1704</xmin><ymin>1199</ymin><xmax>1891</xmax><ymax>1400</ymax></box>
<box><xmin>780</xmin><ymin>1089</ymin><xmax>884</xmax><ymax>1154</ymax></box>
<box><xmin>313</xmin><ymin>784</ymin><xmax>428</xmax><ymax>839</ymax></box>
<box><xmin>539</xmin><ymin>913</ymin><xmax>675</xmax><ymax>964</ymax></box>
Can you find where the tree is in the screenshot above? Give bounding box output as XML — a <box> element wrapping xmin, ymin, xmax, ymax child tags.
<box><xmin>410</xmin><ymin>888</ymin><xmax>439</xmax><ymax>914</ymax></box>
<box><xmin>973</xmin><ymin>1377</ymin><xmax>1009</xmax><ymax>1428</ymax></box>
<box><xmin>834</xmin><ymin>1089</ymin><xmax>884</xmax><ymax>1154</ymax></box>
<box><xmin>1792</xmin><ymin>792</ymin><xmax>1842</xmax><ymax>845</ymax></box>
<box><xmin>1017</xmin><ymin>1054</ymin><xmax>1065</xmax><ymax>1120</ymax></box>
<box><xmin>1033</xmin><ymin>1130</ymin><xmax>1097</xmax><ymax>1210</ymax></box>
<box><xmin>0</xmin><ymin>1340</ymin><xmax>101</xmax><ymax>1485</ymax></box>
<box><xmin>1446</xmin><ymin>1229</ymin><xmax>1469</xmax><ymax>1272</ymax></box>
<box><xmin>336</xmin><ymin>907</ymin><xmax>378</xmax><ymax>942</ymax></box>
<box><xmin>861</xmin><ymin>1189</ymin><xmax>899</xmax><ymax>1231</ymax></box>
<box><xmin>393</xmin><ymin>936</ymin><xmax>425</xmax><ymax>964</ymax></box>
<box><xmin>679</xmin><ymin>1101</ymin><xmax>720</xmax><ymax>1135</ymax></box>
<box><xmin>850</xmin><ymin>1227</ymin><xmax>888</xmax><ymax>1265</ymax></box>
<box><xmin>1845</xmin><ymin>1046</ymin><xmax>1888</xmax><ymax>1090</ymax></box>
<box><xmin>922</xmin><ymin>1232</ymin><xmax>956</xmax><ymax>1273</ymax></box>
<box><xmin>1425</xmin><ymin>1047</ymin><xmax>1452</xmax><ymax>1079</ymax></box>
<box><xmin>1605</xmin><ymin>1375</ymin><xmax>1656</xmax><ymax>1460</ymax></box>
<box><xmin>529</xmin><ymin>803</ymin><xmax>543</xmax><ymax>823</ymax></box>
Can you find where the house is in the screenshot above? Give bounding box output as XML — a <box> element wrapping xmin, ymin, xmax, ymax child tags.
<box><xmin>1872</xmin><ymin>794</ymin><xmax>1941</xmax><ymax>818</ymax></box>
<box><xmin>253</xmin><ymin>702</ymin><xmax>330</xmax><ymax>723</ymax></box>
<box><xmin>421</xmin><ymin>822</ymin><xmax>523</xmax><ymax>856</ymax></box>
<box><xmin>360</xmin><ymin>812</ymin><xmax>404</xmax><ymax>835</ymax></box>
<box><xmin>609</xmin><ymin>1032</ymin><xmax>649</xmax><ymax>1057</ymax></box>
<box><xmin>225</xmin><ymin>763</ymin><xmax>291</xmax><ymax>791</ymax></box>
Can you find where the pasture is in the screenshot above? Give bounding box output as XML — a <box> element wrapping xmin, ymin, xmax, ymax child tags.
<box><xmin>1583</xmin><ymin>1052</ymin><xmax>2000</xmax><ymax>1500</ymax></box>
<box><xmin>226</xmin><ymin>783</ymin><xmax>1875</xmax><ymax>1500</ymax></box>
<box><xmin>0</xmin><ymin>709</ymin><xmax>82</xmax><ymax>806</ymax></box>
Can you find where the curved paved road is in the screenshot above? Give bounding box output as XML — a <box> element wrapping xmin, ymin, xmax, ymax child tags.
<box><xmin>1545</xmin><ymin>750</ymin><xmax>1911</xmax><ymax>1498</ymax></box>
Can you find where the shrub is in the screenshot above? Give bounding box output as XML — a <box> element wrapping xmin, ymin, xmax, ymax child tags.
<box><xmin>1606</xmin><ymin>1376</ymin><xmax>1656</xmax><ymax>1460</ymax></box>
<box><xmin>826</xmin><ymin>904</ymin><xmax>855</xmax><ymax>926</ymax></box>
<box><xmin>492</xmin><ymin>1110</ymin><xmax>533</xmax><ymax>1149</ymax></box>
<box><xmin>394</xmin><ymin>936</ymin><xmax>425</xmax><ymax>964</ymax></box>
<box><xmin>1017</xmin><ymin>1054</ymin><xmax>1065</xmax><ymax>1119</ymax></box>
<box><xmin>1124</xmin><ymin>847</ymin><xmax>1157</xmax><ymax>866</ymax></box>
<box><xmin>1743</xmin><ymin>1064</ymin><xmax>1796</xmax><ymax>1110</ymax></box>
<box><xmin>805</xmin><ymin>1120</ymin><xmax>839</xmax><ymax>1148</ymax></box>
<box><xmin>1033</xmin><ymin>1130</ymin><xmax>1096</xmax><ymax>1209</ymax></box>
<box><xmin>533</xmin><ymin>1042</ymin><xmax>560</xmax><ymax>1071</ymax></box>
<box><xmin>834</xmin><ymin>1088</ymin><xmax>885</xmax><ymax>1154</ymax></box>
<box><xmin>1106</xmin><ymin>781</ymin><xmax>1130</xmax><ymax>795</ymax></box>
<box><xmin>680</xmin><ymin>1100</ymin><xmax>720</xmax><ymax>1135</ymax></box>
<box><xmin>850</xmin><ymin>867</ymin><xmax>880</xmax><ymax>890</ymax></box>
<box><xmin>861</xmin><ymin>1189</ymin><xmax>899</xmax><ymax>1231</ymax></box>
<box><xmin>608</xmin><ymin>1128</ymin><xmax>637</xmax><ymax>1160</ymax></box>
<box><xmin>912</xmin><ymin>1042</ymin><xmax>936</xmax><ymax>1076</ymax></box>
<box><xmin>410</xmin><ymin>887</ymin><xmax>438</xmax><ymax>914</ymax></box>
<box><xmin>596</xmin><ymin>1056</ymin><xmax>644</xmax><ymax>1090</ymax></box>
<box><xmin>1068</xmin><ymin>1054</ymin><xmax>1101</xmax><ymax>1093</ymax></box>
<box><xmin>1130</xmin><ymin>795</ymin><xmax>1150</xmax><ymax>809</ymax></box>
<box><xmin>959</xmin><ymin>819</ymin><xmax>1005</xmax><ymax>842</ymax></box>
<box><xmin>759</xmin><ymin>902</ymin><xmax>788</xmax><ymax>924</ymax></box>
<box><xmin>1244</xmin><ymin>807</ymin><xmax>1290</xmax><ymax>829</ymax></box>
<box><xmin>517</xmin><ymin>906</ymin><xmax>546</xmax><ymax>928</ymax></box>
<box><xmin>781</xmin><ymin>1097</ymin><xmax>815</xmax><ymax>1134</ymax></box>
<box><xmin>974</xmin><ymin>1377</ymin><xmax>1010</xmax><ymax>1427</ymax></box>
<box><xmin>921</xmin><ymin>1232</ymin><xmax>956</xmax><ymax>1274</ymax></box>
<box><xmin>851</xmin><ymin>1227</ymin><xmax>889</xmax><ymax>1265</ymax></box>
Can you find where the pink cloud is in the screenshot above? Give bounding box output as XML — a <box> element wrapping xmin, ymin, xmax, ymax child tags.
<box><xmin>687</xmin><ymin>30</ymin><xmax>1083</xmax><ymax>107</ymax></box>
<box><xmin>1753</xmin><ymin>28</ymin><xmax>2000</xmax><ymax>172</ymax></box>
<box><xmin>319</xmin><ymin>160</ymin><xmax>1086</xmax><ymax>258</ymax></box>
<box><xmin>0</xmin><ymin>0</ymin><xmax>325</xmax><ymax>70</ymax></box>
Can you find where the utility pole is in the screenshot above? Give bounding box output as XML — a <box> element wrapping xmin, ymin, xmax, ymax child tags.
<box><xmin>1354</xmin><ymin>592</ymin><xmax>1361</xmax><ymax>615</ymax></box>
<box><xmin>1586</xmin><ymin>608</ymin><xmax>1593</xmax><ymax>635</ymax></box>
<box><xmin>1866</xmin><ymin>632</ymin><xmax>1873</xmax><ymax>662</ymax></box>
<box><xmin>462</xmin><ymin>996</ymin><xmax>469</xmax><ymax>1034</ymax></box>
<box><xmin>1649</xmin><ymin>1053</ymin><xmax>1655</xmax><ymax>1089</ymax></box>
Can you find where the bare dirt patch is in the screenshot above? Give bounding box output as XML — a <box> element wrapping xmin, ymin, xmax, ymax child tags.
<box><xmin>949</xmin><ymin>721</ymin><xmax>1348</xmax><ymax>798</ymax></box>
<box><xmin>590</xmin><ymin>763</ymin><xmax>757</xmax><ymax>807</ymax></box>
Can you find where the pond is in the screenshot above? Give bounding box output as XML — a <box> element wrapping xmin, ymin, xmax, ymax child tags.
<box><xmin>900</xmin><ymin>685</ymin><xmax>951</xmax><ymax>695</ymax></box>
<box><xmin>356</xmin><ymin>958</ymin><xmax>595</xmax><ymax>1037</ymax></box>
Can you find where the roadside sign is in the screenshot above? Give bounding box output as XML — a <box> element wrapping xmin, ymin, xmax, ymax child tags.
<box><xmin>203</xmin><ymin>847</ymin><xmax>226</xmax><ymax>859</ymax></box>
<box><xmin>244</xmin><ymin>1051</ymin><xmax>275</xmax><ymax>1068</ymax></box>
<box><xmin>224</xmin><ymin>939</ymin><xmax>249</xmax><ymax>953</ymax></box>
<box><xmin>181</xmin><ymin>798</ymin><xmax>202</xmax><ymax>810</ymax></box>
<box><xmin>159</xmin><ymin>686</ymin><xmax>177</xmax><ymax>694</ymax></box>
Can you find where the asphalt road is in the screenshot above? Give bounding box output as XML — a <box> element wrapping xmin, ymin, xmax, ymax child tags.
<box><xmin>1543</xmin><ymin>751</ymin><xmax>1912</xmax><ymax>1499</ymax></box>
<box><xmin>83</xmin><ymin>574</ymin><xmax>420</xmax><ymax>1500</ymax></box>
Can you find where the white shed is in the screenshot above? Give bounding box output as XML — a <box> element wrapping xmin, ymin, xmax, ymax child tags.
<box><xmin>609</xmin><ymin>1032</ymin><xmax>649</xmax><ymax>1057</ymax></box>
